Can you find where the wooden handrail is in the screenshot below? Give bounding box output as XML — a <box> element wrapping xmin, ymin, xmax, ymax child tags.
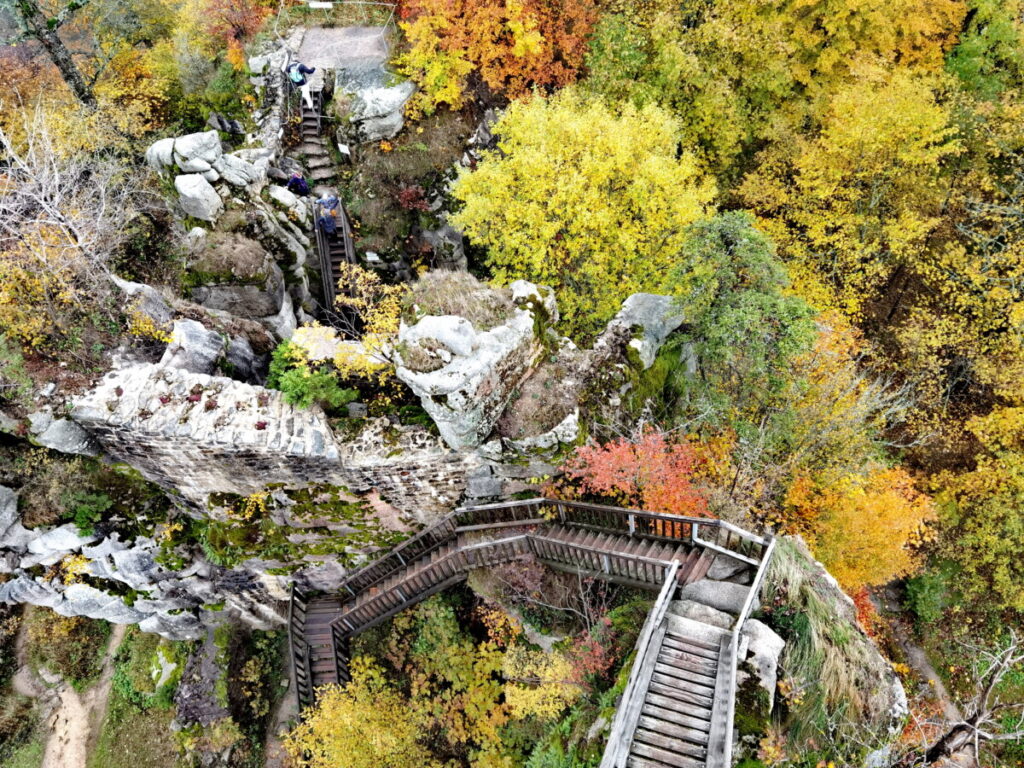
<box><xmin>599</xmin><ymin>561</ymin><xmax>680</xmax><ymax>768</ymax></box>
<box><xmin>720</xmin><ymin>535</ymin><xmax>777</xmax><ymax>768</ymax></box>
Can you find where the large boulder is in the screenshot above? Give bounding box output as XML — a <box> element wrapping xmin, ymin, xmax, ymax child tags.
<box><xmin>213</xmin><ymin>153</ymin><xmax>261</xmax><ymax>189</ymax></box>
<box><xmin>159</xmin><ymin>319</ymin><xmax>225</xmax><ymax>374</ymax></box>
<box><xmin>395</xmin><ymin>281</ymin><xmax>551</xmax><ymax>450</ymax></box>
<box><xmin>172</xmin><ymin>130</ymin><xmax>222</xmax><ymax>167</ymax></box>
<box><xmin>349</xmin><ymin>81</ymin><xmax>416</xmax><ymax>141</ymax></box>
<box><xmin>174</xmin><ymin>174</ymin><xmax>223</xmax><ymax>222</ymax></box>
<box><xmin>679</xmin><ymin>578</ymin><xmax>752</xmax><ymax>615</ymax></box>
<box><xmin>112</xmin><ymin>276</ymin><xmax>173</xmax><ymax>327</ymax></box>
<box><xmin>598</xmin><ymin>293</ymin><xmax>687</xmax><ymax>369</ymax></box>
<box><xmin>188</xmin><ymin>233</ymin><xmax>285</xmax><ymax>319</ymax></box>
<box><xmin>739</xmin><ymin>618</ymin><xmax>786</xmax><ymax>708</ymax></box>
<box><xmin>34</xmin><ymin>418</ymin><xmax>100</xmax><ymax>457</ymax></box>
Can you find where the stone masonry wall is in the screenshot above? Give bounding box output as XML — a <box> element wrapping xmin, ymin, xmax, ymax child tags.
<box><xmin>71</xmin><ymin>364</ymin><xmax>477</xmax><ymax>523</ymax></box>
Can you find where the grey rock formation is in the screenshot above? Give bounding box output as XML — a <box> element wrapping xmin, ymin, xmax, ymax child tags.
<box><xmin>112</xmin><ymin>276</ymin><xmax>174</xmax><ymax>327</ymax></box>
<box><xmin>395</xmin><ymin>283</ymin><xmax>551</xmax><ymax>451</ymax></box>
<box><xmin>174</xmin><ymin>174</ymin><xmax>223</xmax><ymax>222</ymax></box>
<box><xmin>172</xmin><ymin>131</ymin><xmax>222</xmax><ymax>167</ymax></box>
<box><xmin>188</xmin><ymin>233</ymin><xmax>286</xmax><ymax>319</ymax></box>
<box><xmin>422</xmin><ymin>224</ymin><xmax>467</xmax><ymax>271</ymax></box>
<box><xmin>679</xmin><ymin>578</ymin><xmax>753</xmax><ymax>615</ymax></box>
<box><xmin>669</xmin><ymin>598</ymin><xmax>734</xmax><ymax>630</ymax></box>
<box><xmin>212</xmin><ymin>153</ymin><xmax>262</xmax><ymax>189</ymax></box>
<box><xmin>599</xmin><ymin>293</ymin><xmax>686</xmax><ymax>369</ymax></box>
<box><xmin>159</xmin><ymin>320</ymin><xmax>225</xmax><ymax>375</ymax></box>
<box><xmin>739</xmin><ymin>618</ymin><xmax>786</xmax><ymax>708</ymax></box>
<box><xmin>349</xmin><ymin>81</ymin><xmax>416</xmax><ymax>141</ymax></box>
<box><xmin>70</xmin><ymin>364</ymin><xmax>476</xmax><ymax>519</ymax></box>
<box><xmin>33</xmin><ymin>418</ymin><xmax>100</xmax><ymax>457</ymax></box>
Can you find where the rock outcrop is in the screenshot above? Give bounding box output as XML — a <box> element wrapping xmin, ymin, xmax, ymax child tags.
<box><xmin>395</xmin><ymin>281</ymin><xmax>555</xmax><ymax>451</ymax></box>
<box><xmin>70</xmin><ymin>363</ymin><xmax>477</xmax><ymax>521</ymax></box>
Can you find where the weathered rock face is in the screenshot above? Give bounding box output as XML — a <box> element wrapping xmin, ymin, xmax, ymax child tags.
<box><xmin>70</xmin><ymin>364</ymin><xmax>477</xmax><ymax>522</ymax></box>
<box><xmin>188</xmin><ymin>233</ymin><xmax>286</xmax><ymax>320</ymax></box>
<box><xmin>594</xmin><ymin>292</ymin><xmax>687</xmax><ymax>370</ymax></box>
<box><xmin>0</xmin><ymin>498</ymin><xmax>289</xmax><ymax>640</ymax></box>
<box><xmin>160</xmin><ymin>320</ymin><xmax>226</xmax><ymax>375</ymax></box>
<box><xmin>395</xmin><ymin>281</ymin><xmax>554</xmax><ymax>451</ymax></box>
<box><xmin>334</xmin><ymin>60</ymin><xmax>416</xmax><ymax>143</ymax></box>
<box><xmin>175</xmin><ymin>174</ymin><xmax>224</xmax><ymax>222</ymax></box>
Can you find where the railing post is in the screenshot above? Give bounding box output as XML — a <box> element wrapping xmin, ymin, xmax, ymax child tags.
<box><xmin>628</xmin><ymin>513</ymin><xmax>636</xmax><ymax>536</ymax></box>
<box><xmin>691</xmin><ymin>522</ymin><xmax>699</xmax><ymax>546</ymax></box>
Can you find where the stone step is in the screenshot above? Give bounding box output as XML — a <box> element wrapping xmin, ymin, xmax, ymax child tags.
<box><xmin>310</xmin><ymin>167</ymin><xmax>337</xmax><ymax>181</ymax></box>
<box><xmin>296</xmin><ymin>142</ymin><xmax>329</xmax><ymax>156</ymax></box>
<box><xmin>306</xmin><ymin>155</ymin><xmax>333</xmax><ymax>169</ymax></box>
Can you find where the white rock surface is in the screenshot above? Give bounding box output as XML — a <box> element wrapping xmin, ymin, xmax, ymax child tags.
<box><xmin>396</xmin><ymin>283</ymin><xmax>550</xmax><ymax>451</ymax></box>
<box><xmin>605</xmin><ymin>293</ymin><xmax>686</xmax><ymax>369</ymax></box>
<box><xmin>159</xmin><ymin>320</ymin><xmax>225</xmax><ymax>374</ymax></box>
<box><xmin>174</xmin><ymin>174</ymin><xmax>223</xmax><ymax>222</ymax></box>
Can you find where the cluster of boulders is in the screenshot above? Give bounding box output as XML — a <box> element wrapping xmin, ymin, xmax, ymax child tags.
<box><xmin>146</xmin><ymin>130</ymin><xmax>271</xmax><ymax>222</ymax></box>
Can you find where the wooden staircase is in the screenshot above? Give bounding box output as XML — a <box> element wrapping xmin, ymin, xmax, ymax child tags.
<box><xmin>626</xmin><ymin>615</ymin><xmax>732</xmax><ymax>768</ymax></box>
<box><xmin>287</xmin><ymin>498</ymin><xmax>775</xmax><ymax>765</ymax></box>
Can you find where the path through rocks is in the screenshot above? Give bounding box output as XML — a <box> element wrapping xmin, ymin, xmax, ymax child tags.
<box><xmin>13</xmin><ymin>621</ymin><xmax>127</xmax><ymax>768</ymax></box>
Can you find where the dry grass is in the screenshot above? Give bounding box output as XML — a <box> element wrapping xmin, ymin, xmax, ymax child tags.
<box><xmin>761</xmin><ymin>538</ymin><xmax>896</xmax><ymax>754</ymax></box>
<box><xmin>405</xmin><ymin>270</ymin><xmax>514</xmax><ymax>329</ymax></box>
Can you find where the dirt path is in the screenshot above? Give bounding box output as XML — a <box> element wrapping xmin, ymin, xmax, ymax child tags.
<box><xmin>27</xmin><ymin>623</ymin><xmax>127</xmax><ymax>768</ymax></box>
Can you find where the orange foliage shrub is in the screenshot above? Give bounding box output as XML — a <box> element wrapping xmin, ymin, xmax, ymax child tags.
<box><xmin>784</xmin><ymin>465</ymin><xmax>936</xmax><ymax>590</ymax></box>
<box><xmin>397</xmin><ymin>0</ymin><xmax>597</xmax><ymax>113</ymax></box>
<box><xmin>557</xmin><ymin>429</ymin><xmax>710</xmax><ymax>517</ymax></box>
<box><xmin>204</xmin><ymin>0</ymin><xmax>272</xmax><ymax>52</ymax></box>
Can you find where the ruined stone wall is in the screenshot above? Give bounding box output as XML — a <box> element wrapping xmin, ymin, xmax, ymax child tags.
<box><xmin>71</xmin><ymin>364</ymin><xmax>477</xmax><ymax>523</ymax></box>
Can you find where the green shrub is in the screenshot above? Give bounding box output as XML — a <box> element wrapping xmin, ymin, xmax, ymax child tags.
<box><xmin>65</xmin><ymin>490</ymin><xmax>113</xmax><ymax>536</ymax></box>
<box><xmin>267</xmin><ymin>342</ymin><xmax>358</xmax><ymax>412</ymax></box>
<box><xmin>905</xmin><ymin>569</ymin><xmax>950</xmax><ymax>629</ymax></box>
<box><xmin>25</xmin><ymin>608</ymin><xmax>110</xmax><ymax>690</ymax></box>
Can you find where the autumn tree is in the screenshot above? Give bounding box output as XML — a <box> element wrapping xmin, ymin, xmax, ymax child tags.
<box><xmin>741</xmin><ymin>66</ymin><xmax>961</xmax><ymax>320</ymax></box>
<box><xmin>784</xmin><ymin>465</ymin><xmax>936</xmax><ymax>591</ymax></box>
<box><xmin>558</xmin><ymin>428</ymin><xmax>710</xmax><ymax>517</ymax></box>
<box><xmin>584</xmin><ymin>0</ymin><xmax>964</xmax><ymax>179</ymax></box>
<box><xmin>396</xmin><ymin>0</ymin><xmax>596</xmax><ymax>114</ymax></box>
<box><xmin>451</xmin><ymin>88</ymin><xmax>715</xmax><ymax>339</ymax></box>
<box><xmin>0</xmin><ymin>109</ymin><xmax>147</xmax><ymax>348</ymax></box>
<box><xmin>283</xmin><ymin>658</ymin><xmax>440</xmax><ymax>768</ymax></box>
<box><xmin>666</xmin><ymin>212</ymin><xmax>817</xmax><ymax>438</ymax></box>
<box><xmin>1</xmin><ymin>0</ymin><xmax>97</xmax><ymax>106</ymax></box>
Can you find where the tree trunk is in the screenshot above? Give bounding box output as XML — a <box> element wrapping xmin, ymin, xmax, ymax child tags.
<box><xmin>924</xmin><ymin>721</ymin><xmax>977</xmax><ymax>764</ymax></box>
<box><xmin>15</xmin><ymin>0</ymin><xmax>96</xmax><ymax>107</ymax></box>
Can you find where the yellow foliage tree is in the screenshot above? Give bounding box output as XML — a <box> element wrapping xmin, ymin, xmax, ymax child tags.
<box><xmin>785</xmin><ymin>465</ymin><xmax>936</xmax><ymax>591</ymax></box>
<box><xmin>451</xmin><ymin>87</ymin><xmax>715</xmax><ymax>338</ymax></box>
<box><xmin>741</xmin><ymin>66</ymin><xmax>961</xmax><ymax>319</ymax></box>
<box><xmin>501</xmin><ymin>645</ymin><xmax>582</xmax><ymax>721</ymax></box>
<box><xmin>283</xmin><ymin>657</ymin><xmax>440</xmax><ymax>768</ymax></box>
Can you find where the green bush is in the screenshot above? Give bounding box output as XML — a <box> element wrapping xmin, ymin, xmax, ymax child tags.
<box><xmin>905</xmin><ymin>569</ymin><xmax>950</xmax><ymax>629</ymax></box>
<box><xmin>25</xmin><ymin>608</ymin><xmax>110</xmax><ymax>690</ymax></box>
<box><xmin>267</xmin><ymin>342</ymin><xmax>358</xmax><ymax>412</ymax></box>
<box><xmin>65</xmin><ymin>490</ymin><xmax>113</xmax><ymax>536</ymax></box>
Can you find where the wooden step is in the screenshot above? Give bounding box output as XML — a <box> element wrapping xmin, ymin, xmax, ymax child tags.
<box><xmin>632</xmin><ymin>728</ymin><xmax>707</xmax><ymax>760</ymax></box>
<box><xmin>629</xmin><ymin>741</ymin><xmax>704</xmax><ymax>768</ymax></box>
<box><xmin>636</xmin><ymin>715</ymin><xmax>709</xmax><ymax>747</ymax></box>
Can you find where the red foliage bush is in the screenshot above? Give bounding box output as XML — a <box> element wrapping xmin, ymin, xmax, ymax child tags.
<box><xmin>558</xmin><ymin>428</ymin><xmax>710</xmax><ymax>517</ymax></box>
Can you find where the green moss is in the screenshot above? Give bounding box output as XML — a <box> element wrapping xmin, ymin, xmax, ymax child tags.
<box><xmin>194</xmin><ymin>484</ymin><xmax>408</xmax><ymax>572</ymax></box>
<box><xmin>734</xmin><ymin>662</ymin><xmax>771</xmax><ymax>738</ymax></box>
